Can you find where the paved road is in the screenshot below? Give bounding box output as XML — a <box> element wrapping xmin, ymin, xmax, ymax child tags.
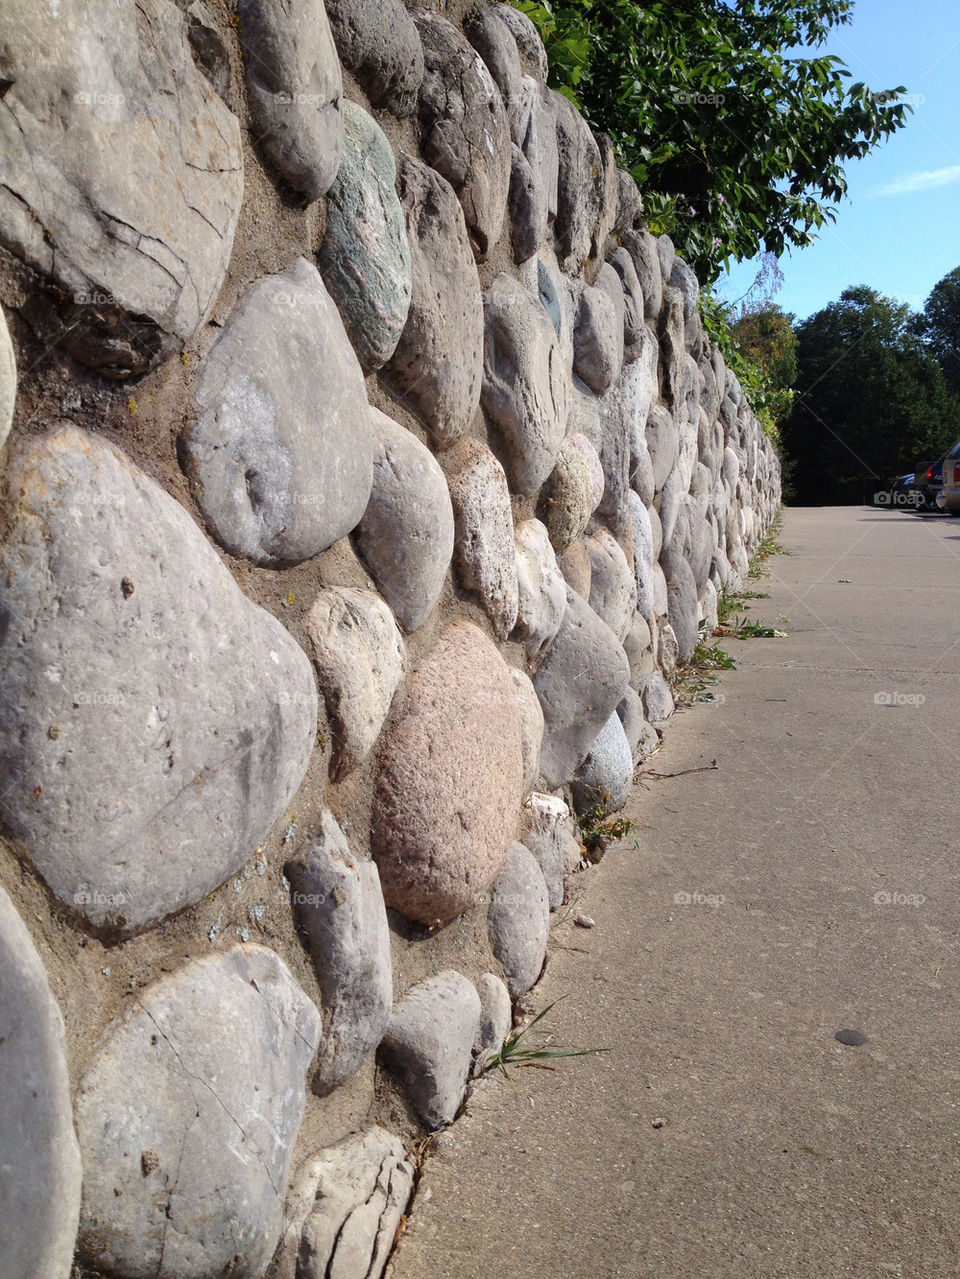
<box><xmin>390</xmin><ymin>506</ymin><xmax>960</xmax><ymax>1279</ymax></box>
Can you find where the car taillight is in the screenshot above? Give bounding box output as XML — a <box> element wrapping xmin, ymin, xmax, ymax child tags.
<box><xmin>926</xmin><ymin>466</ymin><xmax>934</xmax><ymax>479</ymax></box>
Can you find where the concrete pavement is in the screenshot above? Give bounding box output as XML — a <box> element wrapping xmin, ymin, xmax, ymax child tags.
<box><xmin>389</xmin><ymin>506</ymin><xmax>960</xmax><ymax>1279</ymax></box>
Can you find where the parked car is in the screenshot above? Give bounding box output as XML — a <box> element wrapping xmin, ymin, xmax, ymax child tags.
<box><xmin>872</xmin><ymin>472</ymin><xmax>917</xmax><ymax>507</ymax></box>
<box><xmin>910</xmin><ymin>457</ymin><xmax>945</xmax><ymax>510</ymax></box>
<box><xmin>940</xmin><ymin>440</ymin><xmax>960</xmax><ymax>514</ymax></box>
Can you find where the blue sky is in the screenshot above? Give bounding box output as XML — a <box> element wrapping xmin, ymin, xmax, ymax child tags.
<box><xmin>716</xmin><ymin>0</ymin><xmax>960</xmax><ymax>324</ymax></box>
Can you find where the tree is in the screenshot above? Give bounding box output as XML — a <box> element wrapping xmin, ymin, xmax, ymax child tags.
<box><xmin>921</xmin><ymin>267</ymin><xmax>960</xmax><ymax>395</ymax></box>
<box><xmin>781</xmin><ymin>286</ymin><xmax>960</xmax><ymax>504</ymax></box>
<box><xmin>511</xmin><ymin>0</ymin><xmax>909</xmax><ymax>281</ymax></box>
<box><xmin>731</xmin><ymin>305</ymin><xmax>798</xmax><ymax>427</ymax></box>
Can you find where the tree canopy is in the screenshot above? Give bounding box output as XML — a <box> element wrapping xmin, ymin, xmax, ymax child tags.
<box><xmin>781</xmin><ymin>286</ymin><xmax>960</xmax><ymax>504</ymax></box>
<box><xmin>512</xmin><ymin>0</ymin><xmax>909</xmax><ymax>280</ymax></box>
<box><xmin>731</xmin><ymin>304</ymin><xmax>798</xmax><ymax>427</ymax></box>
<box><xmin>920</xmin><ymin>267</ymin><xmax>960</xmax><ymax>396</ymax></box>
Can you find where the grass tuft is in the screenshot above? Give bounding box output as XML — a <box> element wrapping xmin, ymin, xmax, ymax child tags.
<box><xmin>477</xmin><ymin>999</ymin><xmax>608</xmax><ymax>1079</ymax></box>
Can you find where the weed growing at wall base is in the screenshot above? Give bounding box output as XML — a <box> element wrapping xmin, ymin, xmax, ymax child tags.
<box><xmin>670</xmin><ymin>626</ymin><xmax>735</xmax><ymax>707</ymax></box>
<box><xmin>576</xmin><ymin>792</ymin><xmax>637</xmax><ymax>859</ymax></box>
<box><xmin>476</xmin><ymin>999</ymin><xmax>608</xmax><ymax>1079</ymax></box>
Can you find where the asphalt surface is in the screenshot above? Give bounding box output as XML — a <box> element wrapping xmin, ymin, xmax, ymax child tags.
<box><xmin>390</xmin><ymin>506</ymin><xmax>960</xmax><ymax>1279</ymax></box>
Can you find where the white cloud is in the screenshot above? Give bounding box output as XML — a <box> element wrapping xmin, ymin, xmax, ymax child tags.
<box><xmin>875</xmin><ymin>164</ymin><xmax>960</xmax><ymax>197</ymax></box>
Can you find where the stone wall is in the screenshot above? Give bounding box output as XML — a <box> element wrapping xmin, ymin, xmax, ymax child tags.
<box><xmin>0</xmin><ymin>1</ymin><xmax>780</xmax><ymax>1276</ymax></box>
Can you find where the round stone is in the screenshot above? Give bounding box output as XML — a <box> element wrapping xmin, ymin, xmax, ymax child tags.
<box><xmin>372</xmin><ymin>621</ymin><xmax>524</xmax><ymax>923</ymax></box>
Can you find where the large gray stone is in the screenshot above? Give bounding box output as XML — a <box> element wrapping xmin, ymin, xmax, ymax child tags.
<box><xmin>378</xmin><ymin>971</ymin><xmax>481</xmax><ymax>1128</ymax></box>
<box><xmin>623</xmin><ymin>612</ymin><xmax>655</xmax><ymax>695</ymax></box>
<box><xmin>594</xmin><ymin>132</ymin><xmax>621</xmax><ymax>259</ymax></box>
<box><xmin>177</xmin><ymin>0</ymin><xmax>233</xmax><ymax>100</ymax></box>
<box><xmin>585</xmin><ymin>528</ymin><xmax>638</xmax><ymax>643</ymax></box>
<box><xmin>0</xmin><ymin>888</ymin><xmax>81</xmax><ymax>1279</ymax></box>
<box><xmin>569</xmin><ymin>432</ymin><xmax>605</xmax><ymax>511</ymax></box>
<box><xmin>0</xmin><ymin>428</ymin><xmax>317</xmax><ymax>936</ymax></box>
<box><xmin>610</xmin><ymin>247</ymin><xmax>645</xmax><ymax>347</ymax></box>
<box><xmin>617</xmin><ymin>687</ymin><xmax>659</xmax><ymax>765</ymax></box>
<box><xmin>325</xmin><ymin>0</ymin><xmax>424</xmax><ymax>117</ymax></box>
<box><xmin>238</xmin><ymin>0</ymin><xmax>342</xmax><ymax>203</ymax></box>
<box><xmin>645</xmin><ymin>669</ymin><xmax>675</xmax><ymax>724</ymax></box>
<box><xmin>621</xmin><ymin>328</ymin><xmax>660</xmax><ymax>468</ymax></box>
<box><xmin>615</xmin><ymin>169</ymin><xmax>644</xmax><ymax>235</ymax></box>
<box><xmin>481</xmin><ymin>274</ymin><xmax>568</xmax><ymax>495</ymax></box>
<box><xmin>0</xmin><ymin>307</ymin><xmax>15</xmax><ymax>454</ymax></box>
<box><xmin>629</xmin><ymin>490</ymin><xmax>656</xmax><ymax>620</ymax></box>
<box><xmin>532</xmin><ymin>253</ymin><xmax>566</xmax><ymax>345</ymax></box>
<box><xmin>494</xmin><ymin>3</ymin><xmax>550</xmax><ymax>82</ymax></box>
<box><xmin>510</xmin><ymin>666</ymin><xmax>545</xmax><ymax>798</ymax></box>
<box><xmin>447</xmin><ymin>438</ymin><xmax>519</xmax><ymax>640</ymax></box>
<box><xmin>533</xmin><ymin>587</ymin><xmax>630</xmax><ymax>789</ymax></box>
<box><xmin>513</xmin><ymin>518</ymin><xmax>566</xmax><ymax>660</ymax></box>
<box><xmin>318</xmin><ymin>101</ymin><xmax>412</xmax><ymax>372</ymax></box>
<box><xmin>651</xmin><ymin>560</ymin><xmax>670</xmax><ymax>618</ymax></box>
<box><xmin>293</xmin><ymin>1129</ymin><xmax>414</xmax><ymax>1279</ymax></box>
<box><xmin>657</xmin><ymin>619</ymin><xmax>680</xmax><ymax>675</ymax></box>
<box><xmin>414</xmin><ymin>13</ymin><xmax>511</xmax><ymax>262</ymax></box>
<box><xmin>465</xmin><ymin>4</ymin><xmax>522</xmax><ymax>118</ymax></box>
<box><xmin>0</xmin><ymin>0</ymin><xmax>242</xmax><ymax>377</ymax></box>
<box><xmin>537</xmin><ymin>439</ymin><xmax>594</xmax><ymax>553</ymax></box>
<box><xmin>685</xmin><ymin>505</ymin><xmax>716</xmax><ymax>596</ymax></box>
<box><xmin>646</xmin><ymin>402</ymin><xmax>679</xmax><ymax>492</ymax></box>
<box><xmin>286</xmin><ymin>812</ymin><xmax>393</xmax><ymax>1094</ymax></box>
<box><xmin>372</xmin><ymin>621</ymin><xmax>523</xmax><ymax>923</ymax></box>
<box><xmin>184</xmin><ymin>258</ymin><xmax>373</xmax><ymax>566</ymax></box>
<box><xmin>521</xmin><ymin>792</ymin><xmax>578</xmax><ymax>909</ymax></box>
<box><xmin>699</xmin><ymin>352</ymin><xmax>723</xmax><ymax>428</ymax></box>
<box><xmin>504</xmin><ymin>77</ymin><xmax>559</xmax><ymax>262</ymax></box>
<box><xmin>354</xmin><ymin>408</ymin><xmax>454</xmax><ymax>634</ymax></box>
<box><xmin>557</xmin><ymin>539</ymin><xmax>592</xmax><ymax>598</ymax></box>
<box><xmin>632</xmin><ymin>435</ymin><xmax>656</xmax><ymax>508</ymax></box>
<box><xmin>488</xmin><ymin>842</ymin><xmax>550</xmax><ymax>998</ymax></box>
<box><xmin>657</xmin><ymin>234</ymin><xmax>677</xmax><ymax>282</ymax></box>
<box><xmin>659</xmin><ymin>477</ymin><xmax>686</xmax><ymax>571</ymax></box>
<box><xmin>671</xmin><ymin>257</ymin><xmax>702</xmax><ymax>347</ymax></box>
<box><xmin>382</xmin><ymin>156</ymin><xmax>483</xmax><ymax>447</ymax></box>
<box><xmin>622</xmin><ymin>229</ymin><xmax>663</xmax><ymax>323</ymax></box>
<box><xmin>666</xmin><ymin>556</ymin><xmax>700</xmax><ymax>662</ymax></box>
<box><xmin>304</xmin><ymin>586</ymin><xmax>405</xmax><ymax>779</ymax></box>
<box><xmin>571</xmin><ymin>710</ymin><xmax>634</xmax><ymax>815</ymax></box>
<box><xmin>507</xmin><ymin>145</ymin><xmax>545</xmax><ymax>265</ymax></box>
<box><xmin>553</xmin><ymin>91</ymin><xmax>603</xmax><ymax>274</ymax></box>
<box><xmin>75</xmin><ymin>947</ymin><xmax>321</xmax><ymax>1279</ymax></box>
<box><xmin>596</xmin><ymin>382</ymin><xmax>632</xmax><ymax>537</ymax></box>
<box><xmin>474</xmin><ymin>973</ymin><xmax>513</xmax><ymax>1065</ymax></box>
<box><xmin>659</xmin><ymin>285</ymin><xmax>687</xmax><ymax>414</ymax></box>
<box><xmin>574</xmin><ymin>282</ymin><xmax>622</xmax><ymax>394</ymax></box>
